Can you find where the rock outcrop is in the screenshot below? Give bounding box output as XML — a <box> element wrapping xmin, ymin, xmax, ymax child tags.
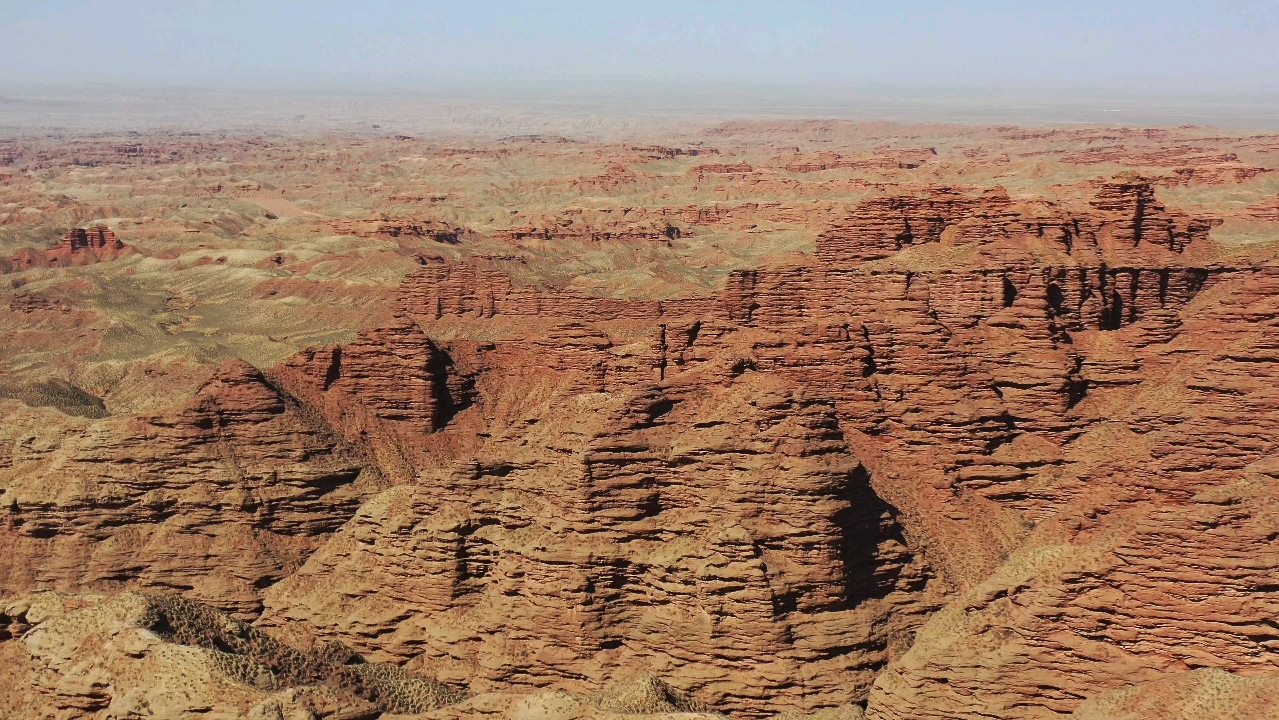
<box><xmin>0</xmin><ymin>361</ymin><xmax>372</xmax><ymax>617</ymax></box>
<box><xmin>323</xmin><ymin>218</ymin><xmax>464</xmax><ymax>243</ymax></box>
<box><xmin>783</xmin><ymin>149</ymin><xmax>935</xmax><ymax>173</ymax></box>
<box><xmin>689</xmin><ymin>162</ymin><xmax>753</xmax><ymax>177</ymax></box>
<box><xmin>272</xmin><ymin>318</ymin><xmax>452</xmax><ymax>481</ymax></box>
<box><xmin>863</xmin><ymin>266</ymin><xmax>1279</xmax><ymax>719</ymax></box>
<box><xmin>815</xmin><ymin>182</ymin><xmax>1216</xmax><ymax>265</ymax></box>
<box><xmin>6</xmin><ymin>225</ymin><xmax>138</xmax><ymax>272</ymax></box>
<box><xmin>259</xmin><ymin>367</ymin><xmax>936</xmax><ymax>716</ymax></box>
<box><xmin>3</xmin><ymin>173</ymin><xmax>1278</xmax><ymax>720</ymax></box>
<box><xmin>351</xmin><ymin>180</ymin><xmax>1273</xmax><ymax>718</ymax></box>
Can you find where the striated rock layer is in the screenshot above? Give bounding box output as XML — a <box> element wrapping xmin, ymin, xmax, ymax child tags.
<box><xmin>4</xmin><ymin>180</ymin><xmax>1279</xmax><ymax>718</ymax></box>
<box><xmin>0</xmin><ymin>361</ymin><xmax>375</xmax><ymax>617</ymax></box>
<box><xmin>5</xmin><ymin>225</ymin><xmax>139</xmax><ymax>272</ymax></box>
<box><xmin>371</xmin><ymin>180</ymin><xmax>1278</xmax><ymax>717</ymax></box>
<box><xmin>259</xmin><ymin>367</ymin><xmax>936</xmax><ymax>714</ymax></box>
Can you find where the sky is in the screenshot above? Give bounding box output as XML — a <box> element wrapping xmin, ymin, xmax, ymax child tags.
<box><xmin>3</xmin><ymin>0</ymin><xmax>1278</xmax><ymax>94</ymax></box>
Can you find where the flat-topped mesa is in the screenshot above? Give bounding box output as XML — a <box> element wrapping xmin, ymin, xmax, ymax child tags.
<box><xmin>323</xmin><ymin>218</ymin><xmax>462</xmax><ymax>244</ymax></box>
<box><xmin>62</xmin><ymin>225</ymin><xmax>124</xmax><ymax>252</ymax></box>
<box><xmin>1089</xmin><ymin>180</ymin><xmax>1218</xmax><ymax>253</ymax></box>
<box><xmin>784</xmin><ymin>148</ymin><xmax>937</xmax><ymax>173</ymax></box>
<box><xmin>689</xmin><ymin>162</ymin><xmax>753</xmax><ymax>176</ymax></box>
<box><xmin>492</xmin><ymin>223</ymin><xmax>680</xmax><ymax>244</ymax></box>
<box><xmin>816</xmin><ymin>181</ymin><xmax>1218</xmax><ymax>266</ymax></box>
<box><xmin>399</xmin><ymin>182</ymin><xmax>1224</xmax><ymax>334</ymax></box>
<box><xmin>815</xmin><ymin>187</ymin><xmax>1008</xmax><ymax>263</ymax></box>
<box><xmin>6</xmin><ymin>224</ymin><xmax>138</xmax><ymax>272</ymax></box>
<box><xmin>395</xmin><ymin>257</ymin><xmax>719</xmax><ymax>322</ymax></box>
<box><xmin>398</xmin><ymin>252</ymin><xmax>1225</xmax><ymax>344</ymax></box>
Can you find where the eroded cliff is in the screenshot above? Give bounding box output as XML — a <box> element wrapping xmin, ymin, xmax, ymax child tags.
<box><xmin>2</xmin><ymin>155</ymin><xmax>1278</xmax><ymax>719</ymax></box>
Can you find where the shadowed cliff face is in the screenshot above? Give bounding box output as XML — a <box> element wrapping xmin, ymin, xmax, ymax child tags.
<box><xmin>378</xmin><ymin>181</ymin><xmax>1279</xmax><ymax>717</ymax></box>
<box><xmin>2</xmin><ymin>174</ymin><xmax>1279</xmax><ymax>719</ymax></box>
<box><xmin>257</xmin><ymin>369</ymin><xmax>935</xmax><ymax>714</ymax></box>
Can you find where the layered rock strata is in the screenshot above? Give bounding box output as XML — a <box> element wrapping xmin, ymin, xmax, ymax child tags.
<box><xmin>273</xmin><ymin>318</ymin><xmax>453</xmax><ymax>481</ymax></box>
<box><xmin>6</xmin><ymin>225</ymin><xmax>138</xmax><ymax>272</ymax></box>
<box><xmin>260</xmin><ymin>368</ymin><xmax>935</xmax><ymax>715</ymax></box>
<box><xmin>0</xmin><ymin>361</ymin><xmax>372</xmax><ymax>617</ymax></box>
<box><xmin>3</xmin><ymin>180</ymin><xmax>1276</xmax><ymax>719</ymax></box>
<box><xmin>323</xmin><ymin>218</ymin><xmax>464</xmax><ymax>243</ymax></box>
<box><xmin>864</xmin><ymin>266</ymin><xmax>1279</xmax><ymax>719</ymax></box>
<box><xmin>354</xmin><ymin>180</ymin><xmax>1276</xmax><ymax>717</ymax></box>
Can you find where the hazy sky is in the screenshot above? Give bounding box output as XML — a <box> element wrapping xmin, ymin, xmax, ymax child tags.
<box><xmin>4</xmin><ymin>1</ymin><xmax>1278</xmax><ymax>93</ymax></box>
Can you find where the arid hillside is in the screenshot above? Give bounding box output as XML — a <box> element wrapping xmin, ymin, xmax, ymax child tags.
<box><xmin>2</xmin><ymin>120</ymin><xmax>1279</xmax><ymax>719</ymax></box>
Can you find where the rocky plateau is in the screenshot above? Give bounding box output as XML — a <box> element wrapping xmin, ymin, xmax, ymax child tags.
<box><xmin>1</xmin><ymin>120</ymin><xmax>1278</xmax><ymax>719</ymax></box>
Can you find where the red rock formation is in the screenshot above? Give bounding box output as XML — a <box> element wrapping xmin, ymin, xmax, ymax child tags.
<box><xmin>1061</xmin><ymin>146</ymin><xmax>1243</xmax><ymax>166</ymax></box>
<box><xmin>493</xmin><ymin>224</ymin><xmax>678</xmax><ymax>244</ymax></box>
<box><xmin>631</xmin><ymin>145</ymin><xmax>716</xmax><ymax>159</ymax></box>
<box><xmin>4</xmin><ymin>137</ymin><xmax>1278</xmax><ymax>720</ymax></box>
<box><xmin>784</xmin><ymin>149</ymin><xmax>936</xmax><ymax>173</ymax></box>
<box><xmin>0</xmin><ymin>360</ymin><xmax>371</xmax><ymax>617</ymax></box>
<box><xmin>62</xmin><ymin>226</ymin><xmax>123</xmax><ymax>253</ymax></box>
<box><xmin>1246</xmin><ymin>195</ymin><xmax>1279</xmax><ymax>221</ymax></box>
<box><xmin>689</xmin><ymin>162</ymin><xmax>753</xmax><ymax>177</ymax></box>
<box><xmin>395</xmin><ymin>257</ymin><xmax>719</xmax><ymax>322</ymax></box>
<box><xmin>272</xmin><ymin>318</ymin><xmax>450</xmax><ymax>481</ymax></box>
<box><xmin>816</xmin><ymin>182</ymin><xmax>1216</xmax><ymax>265</ymax></box>
<box><xmin>259</xmin><ymin>367</ymin><xmax>938</xmax><ymax>715</ymax></box>
<box><xmin>323</xmin><ymin>179</ymin><xmax>1273</xmax><ymax>718</ymax></box>
<box><xmin>323</xmin><ymin>218</ymin><xmax>463</xmax><ymax>243</ymax></box>
<box><xmin>868</xmin><ymin>474</ymin><xmax>1279</xmax><ymax>719</ymax></box>
<box><xmin>5</xmin><ymin>225</ymin><xmax>138</xmax><ymax>272</ymax></box>
<box><xmin>1156</xmin><ymin>164</ymin><xmax>1269</xmax><ymax>186</ymax></box>
<box><xmin>1087</xmin><ymin>180</ymin><xmax>1220</xmax><ymax>253</ymax></box>
<box><xmin>6</xmin><ymin>294</ymin><xmax>72</xmax><ymax>314</ymax></box>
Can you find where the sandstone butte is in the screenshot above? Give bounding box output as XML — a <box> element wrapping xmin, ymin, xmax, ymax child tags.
<box><xmin>5</xmin><ymin>226</ymin><xmax>139</xmax><ymax>273</ymax></box>
<box><xmin>3</xmin><ymin>175</ymin><xmax>1279</xmax><ymax>720</ymax></box>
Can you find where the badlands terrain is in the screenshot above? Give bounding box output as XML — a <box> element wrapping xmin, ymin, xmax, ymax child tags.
<box><xmin>2</xmin><ymin>117</ymin><xmax>1279</xmax><ymax>719</ymax></box>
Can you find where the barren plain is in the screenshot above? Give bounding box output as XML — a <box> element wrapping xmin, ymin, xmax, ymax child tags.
<box><xmin>2</xmin><ymin>112</ymin><xmax>1279</xmax><ymax>719</ymax></box>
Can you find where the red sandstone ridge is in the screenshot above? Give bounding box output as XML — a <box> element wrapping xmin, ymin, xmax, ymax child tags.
<box><xmin>0</xmin><ymin>360</ymin><xmax>372</xmax><ymax>617</ymax></box>
<box><xmin>5</xmin><ymin>225</ymin><xmax>139</xmax><ymax>272</ymax></box>
<box><xmin>1155</xmin><ymin>164</ymin><xmax>1269</xmax><ymax>186</ymax></box>
<box><xmin>783</xmin><ymin>149</ymin><xmax>936</xmax><ymax>173</ymax></box>
<box><xmin>492</xmin><ymin>221</ymin><xmax>681</xmax><ymax>244</ymax></box>
<box><xmin>271</xmin><ymin>318</ymin><xmax>461</xmax><ymax>482</ymax></box>
<box><xmin>337</xmin><ymin>179</ymin><xmax>1272</xmax><ymax>717</ymax></box>
<box><xmin>258</xmin><ymin>369</ymin><xmax>935</xmax><ymax>714</ymax></box>
<box><xmin>3</xmin><ymin>135</ymin><xmax>1279</xmax><ymax>720</ymax></box>
<box><xmin>689</xmin><ymin>162</ymin><xmax>754</xmax><ymax>178</ymax></box>
<box><xmin>816</xmin><ymin>181</ymin><xmax>1217</xmax><ymax>264</ymax></box>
